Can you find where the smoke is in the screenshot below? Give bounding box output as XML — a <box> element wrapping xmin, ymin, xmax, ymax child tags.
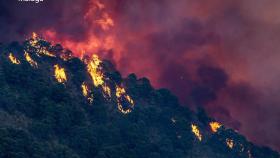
<box><xmin>0</xmin><ymin>0</ymin><xmax>280</xmax><ymax>151</ymax></box>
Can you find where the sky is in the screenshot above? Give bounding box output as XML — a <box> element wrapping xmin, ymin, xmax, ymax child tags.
<box><xmin>0</xmin><ymin>0</ymin><xmax>280</xmax><ymax>151</ymax></box>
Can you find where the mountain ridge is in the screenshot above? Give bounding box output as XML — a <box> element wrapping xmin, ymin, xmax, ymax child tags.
<box><xmin>0</xmin><ymin>35</ymin><xmax>278</xmax><ymax>158</ymax></box>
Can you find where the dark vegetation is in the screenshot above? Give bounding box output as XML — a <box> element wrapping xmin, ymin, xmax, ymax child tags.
<box><xmin>0</xmin><ymin>40</ymin><xmax>278</xmax><ymax>158</ymax></box>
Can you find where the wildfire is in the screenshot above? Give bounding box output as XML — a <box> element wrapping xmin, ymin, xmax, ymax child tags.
<box><xmin>209</xmin><ymin>121</ymin><xmax>222</xmax><ymax>133</ymax></box>
<box><xmin>84</xmin><ymin>54</ymin><xmax>115</xmax><ymax>102</ymax></box>
<box><xmin>38</xmin><ymin>48</ymin><xmax>56</xmax><ymax>57</ymax></box>
<box><xmin>54</xmin><ymin>64</ymin><xmax>67</xmax><ymax>83</ymax></box>
<box><xmin>81</xmin><ymin>82</ymin><xmax>89</xmax><ymax>96</ymax></box>
<box><xmin>24</xmin><ymin>51</ymin><xmax>38</xmax><ymax>68</ymax></box>
<box><xmin>8</xmin><ymin>53</ymin><xmax>20</xmax><ymax>64</ymax></box>
<box><xmin>102</xmin><ymin>84</ymin><xmax>111</xmax><ymax>98</ymax></box>
<box><xmin>226</xmin><ymin>139</ymin><xmax>234</xmax><ymax>149</ymax></box>
<box><xmin>27</xmin><ymin>32</ymin><xmax>56</xmax><ymax>58</ymax></box>
<box><xmin>81</xmin><ymin>82</ymin><xmax>94</xmax><ymax>103</ymax></box>
<box><xmin>85</xmin><ymin>54</ymin><xmax>113</xmax><ymax>101</ymax></box>
<box><xmin>191</xmin><ymin>124</ymin><xmax>202</xmax><ymax>141</ymax></box>
<box><xmin>86</xmin><ymin>54</ymin><xmax>104</xmax><ymax>87</ymax></box>
<box><xmin>116</xmin><ymin>85</ymin><xmax>135</xmax><ymax>114</ymax></box>
<box><xmin>29</xmin><ymin>32</ymin><xmax>39</xmax><ymax>48</ymax></box>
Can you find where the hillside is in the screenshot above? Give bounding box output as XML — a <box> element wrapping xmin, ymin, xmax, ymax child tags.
<box><xmin>0</xmin><ymin>34</ymin><xmax>278</xmax><ymax>158</ymax></box>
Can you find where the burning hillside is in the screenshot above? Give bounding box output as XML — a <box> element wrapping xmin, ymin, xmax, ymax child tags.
<box><xmin>1</xmin><ymin>0</ymin><xmax>280</xmax><ymax>151</ymax></box>
<box><xmin>26</xmin><ymin>34</ymin><xmax>135</xmax><ymax>114</ymax></box>
<box><xmin>0</xmin><ymin>35</ymin><xmax>278</xmax><ymax>158</ymax></box>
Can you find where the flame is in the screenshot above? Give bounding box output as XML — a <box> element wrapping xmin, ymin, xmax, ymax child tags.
<box><xmin>116</xmin><ymin>85</ymin><xmax>135</xmax><ymax>114</ymax></box>
<box><xmin>85</xmin><ymin>54</ymin><xmax>113</xmax><ymax>101</ymax></box>
<box><xmin>27</xmin><ymin>32</ymin><xmax>56</xmax><ymax>58</ymax></box>
<box><xmin>226</xmin><ymin>139</ymin><xmax>234</xmax><ymax>149</ymax></box>
<box><xmin>86</xmin><ymin>54</ymin><xmax>104</xmax><ymax>87</ymax></box>
<box><xmin>102</xmin><ymin>84</ymin><xmax>111</xmax><ymax>98</ymax></box>
<box><xmin>209</xmin><ymin>121</ymin><xmax>222</xmax><ymax>133</ymax></box>
<box><xmin>191</xmin><ymin>124</ymin><xmax>202</xmax><ymax>141</ymax></box>
<box><xmin>81</xmin><ymin>82</ymin><xmax>89</xmax><ymax>96</ymax></box>
<box><xmin>81</xmin><ymin>82</ymin><xmax>94</xmax><ymax>103</ymax></box>
<box><xmin>29</xmin><ymin>32</ymin><xmax>39</xmax><ymax>48</ymax></box>
<box><xmin>85</xmin><ymin>54</ymin><xmax>114</xmax><ymax>102</ymax></box>
<box><xmin>8</xmin><ymin>53</ymin><xmax>20</xmax><ymax>64</ymax></box>
<box><xmin>54</xmin><ymin>64</ymin><xmax>67</xmax><ymax>83</ymax></box>
<box><xmin>24</xmin><ymin>51</ymin><xmax>38</xmax><ymax>68</ymax></box>
<box><xmin>38</xmin><ymin>48</ymin><xmax>56</xmax><ymax>57</ymax></box>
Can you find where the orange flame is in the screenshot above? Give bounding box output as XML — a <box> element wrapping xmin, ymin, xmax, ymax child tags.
<box><xmin>81</xmin><ymin>82</ymin><xmax>89</xmax><ymax>96</ymax></box>
<box><xmin>54</xmin><ymin>64</ymin><xmax>67</xmax><ymax>83</ymax></box>
<box><xmin>86</xmin><ymin>54</ymin><xmax>104</xmax><ymax>87</ymax></box>
<box><xmin>102</xmin><ymin>84</ymin><xmax>111</xmax><ymax>98</ymax></box>
<box><xmin>38</xmin><ymin>48</ymin><xmax>56</xmax><ymax>57</ymax></box>
<box><xmin>191</xmin><ymin>124</ymin><xmax>202</xmax><ymax>141</ymax></box>
<box><xmin>28</xmin><ymin>32</ymin><xmax>56</xmax><ymax>58</ymax></box>
<box><xmin>85</xmin><ymin>54</ymin><xmax>113</xmax><ymax>100</ymax></box>
<box><xmin>116</xmin><ymin>85</ymin><xmax>134</xmax><ymax>114</ymax></box>
<box><xmin>29</xmin><ymin>32</ymin><xmax>39</xmax><ymax>48</ymax></box>
<box><xmin>24</xmin><ymin>51</ymin><xmax>38</xmax><ymax>68</ymax></box>
<box><xmin>8</xmin><ymin>53</ymin><xmax>20</xmax><ymax>64</ymax></box>
<box><xmin>209</xmin><ymin>121</ymin><xmax>222</xmax><ymax>133</ymax></box>
<box><xmin>81</xmin><ymin>82</ymin><xmax>94</xmax><ymax>103</ymax></box>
